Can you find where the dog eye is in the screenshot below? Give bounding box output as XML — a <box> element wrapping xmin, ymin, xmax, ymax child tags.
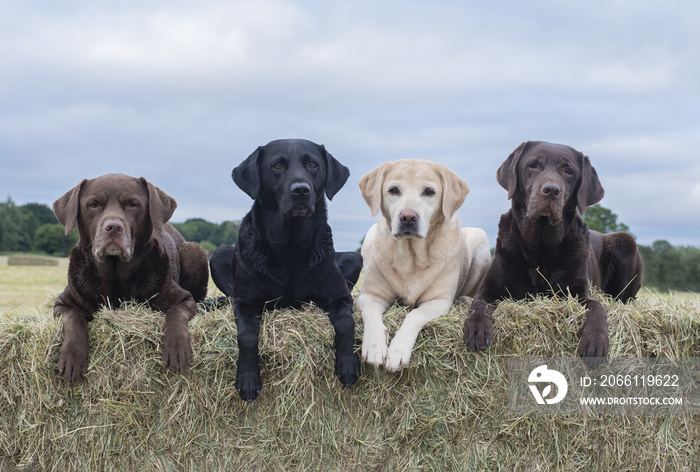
<box><xmin>308</xmin><ymin>161</ymin><xmax>318</xmax><ymax>169</ymax></box>
<box><xmin>423</xmin><ymin>188</ymin><xmax>436</xmax><ymax>196</ymax></box>
<box><xmin>85</xmin><ymin>200</ymin><xmax>100</xmax><ymax>209</ymax></box>
<box><xmin>388</xmin><ymin>186</ymin><xmax>400</xmax><ymax>196</ymax></box>
<box><xmin>272</xmin><ymin>162</ymin><xmax>283</xmax><ymax>170</ymax></box>
<box><xmin>126</xmin><ymin>200</ymin><xmax>140</xmax><ymax>208</ymax></box>
<box><xmin>564</xmin><ymin>166</ymin><xmax>574</xmax><ymax>175</ymax></box>
<box><xmin>528</xmin><ymin>162</ymin><xmax>539</xmax><ymax>169</ymax></box>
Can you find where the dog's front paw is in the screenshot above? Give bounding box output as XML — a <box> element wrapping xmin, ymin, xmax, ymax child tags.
<box><xmin>236</xmin><ymin>364</ymin><xmax>262</xmax><ymax>402</ymax></box>
<box><xmin>577</xmin><ymin>325</ymin><xmax>609</xmax><ymax>368</ymax></box>
<box><xmin>58</xmin><ymin>341</ymin><xmax>88</xmax><ymax>385</ymax></box>
<box><xmin>385</xmin><ymin>335</ymin><xmax>414</xmax><ymax>372</ymax></box>
<box><xmin>463</xmin><ymin>313</ymin><xmax>493</xmax><ymax>352</ymax></box>
<box><xmin>336</xmin><ymin>351</ymin><xmax>360</xmax><ymax>387</ymax></box>
<box><xmin>362</xmin><ymin>327</ymin><xmax>388</xmax><ymax>367</ymax></box>
<box><xmin>162</xmin><ymin>328</ymin><xmax>193</xmax><ymax>373</ymax></box>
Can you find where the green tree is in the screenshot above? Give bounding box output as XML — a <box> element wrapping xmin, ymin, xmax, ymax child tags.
<box><xmin>0</xmin><ymin>198</ymin><xmax>37</xmax><ymax>252</ymax></box>
<box><xmin>172</xmin><ymin>219</ymin><xmax>239</xmax><ymax>247</ymax></box>
<box><xmin>209</xmin><ymin>220</ymin><xmax>240</xmax><ymax>246</ymax></box>
<box><xmin>34</xmin><ymin>223</ymin><xmax>77</xmax><ymax>256</ymax></box>
<box><xmin>24</xmin><ymin>203</ymin><xmax>57</xmax><ymax>225</ymax></box>
<box><xmin>582</xmin><ymin>204</ymin><xmax>630</xmax><ymax>234</ymax></box>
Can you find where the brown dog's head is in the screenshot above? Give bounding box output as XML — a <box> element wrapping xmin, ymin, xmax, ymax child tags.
<box><xmin>53</xmin><ymin>173</ymin><xmax>176</xmax><ymax>262</ymax></box>
<box><xmin>358</xmin><ymin>159</ymin><xmax>469</xmax><ymax>239</ymax></box>
<box><xmin>496</xmin><ymin>141</ymin><xmax>604</xmax><ymax>225</ymax></box>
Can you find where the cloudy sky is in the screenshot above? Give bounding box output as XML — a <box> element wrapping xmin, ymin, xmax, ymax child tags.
<box><xmin>2</xmin><ymin>0</ymin><xmax>699</xmax><ymax>251</ymax></box>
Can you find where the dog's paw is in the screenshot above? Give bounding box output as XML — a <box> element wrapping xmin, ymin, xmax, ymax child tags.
<box><xmin>236</xmin><ymin>365</ymin><xmax>262</xmax><ymax>402</ymax></box>
<box><xmin>577</xmin><ymin>326</ymin><xmax>609</xmax><ymax>368</ymax></box>
<box><xmin>336</xmin><ymin>351</ymin><xmax>360</xmax><ymax>387</ymax></box>
<box><xmin>463</xmin><ymin>313</ymin><xmax>493</xmax><ymax>352</ymax></box>
<box><xmin>384</xmin><ymin>337</ymin><xmax>414</xmax><ymax>372</ymax></box>
<box><xmin>162</xmin><ymin>329</ymin><xmax>193</xmax><ymax>373</ymax></box>
<box><xmin>361</xmin><ymin>328</ymin><xmax>388</xmax><ymax>367</ymax></box>
<box><xmin>57</xmin><ymin>343</ymin><xmax>88</xmax><ymax>385</ymax></box>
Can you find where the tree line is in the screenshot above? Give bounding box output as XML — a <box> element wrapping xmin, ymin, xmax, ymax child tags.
<box><xmin>0</xmin><ymin>198</ymin><xmax>239</xmax><ymax>257</ymax></box>
<box><xmin>1</xmin><ymin>198</ymin><xmax>699</xmax><ymax>292</ymax></box>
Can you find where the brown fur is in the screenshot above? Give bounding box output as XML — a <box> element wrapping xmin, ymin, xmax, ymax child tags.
<box><xmin>53</xmin><ymin>173</ymin><xmax>209</xmax><ymax>384</ymax></box>
<box><xmin>463</xmin><ymin>141</ymin><xmax>642</xmax><ymax>364</ymax></box>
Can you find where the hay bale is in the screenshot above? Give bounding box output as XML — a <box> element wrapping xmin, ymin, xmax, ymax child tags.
<box><xmin>0</xmin><ymin>292</ymin><xmax>698</xmax><ymax>470</ymax></box>
<box><xmin>7</xmin><ymin>256</ymin><xmax>59</xmax><ymax>267</ymax></box>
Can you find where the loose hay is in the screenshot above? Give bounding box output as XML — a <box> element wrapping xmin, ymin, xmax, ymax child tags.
<box><xmin>1</xmin><ymin>291</ymin><xmax>699</xmax><ymax>471</ymax></box>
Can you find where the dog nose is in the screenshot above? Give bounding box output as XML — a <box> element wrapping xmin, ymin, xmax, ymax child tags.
<box><xmin>399</xmin><ymin>210</ymin><xmax>418</xmax><ymax>224</ymax></box>
<box><xmin>291</xmin><ymin>182</ymin><xmax>311</xmax><ymax>195</ymax></box>
<box><xmin>541</xmin><ymin>183</ymin><xmax>561</xmax><ymax>198</ymax></box>
<box><xmin>104</xmin><ymin>220</ymin><xmax>124</xmax><ymax>234</ymax></box>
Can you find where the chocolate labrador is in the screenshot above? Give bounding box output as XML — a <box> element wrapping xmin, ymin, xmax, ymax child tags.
<box><xmin>463</xmin><ymin>141</ymin><xmax>642</xmax><ymax>363</ymax></box>
<box><xmin>53</xmin><ymin>173</ymin><xmax>209</xmax><ymax>384</ymax></box>
<box><xmin>209</xmin><ymin>138</ymin><xmax>363</xmax><ymax>402</ymax></box>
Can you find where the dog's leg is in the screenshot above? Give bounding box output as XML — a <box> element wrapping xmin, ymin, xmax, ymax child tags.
<box><xmin>178</xmin><ymin>242</ymin><xmax>210</xmax><ymax>303</ymax></box>
<box><xmin>210</xmin><ymin>245</ymin><xmax>237</xmax><ymax>297</ymax></box>
<box><xmin>56</xmin><ymin>308</ymin><xmax>90</xmax><ymax>384</ymax></box>
<box><xmin>334</xmin><ymin>251</ymin><xmax>363</xmax><ymax>291</ymax></box>
<box><xmin>577</xmin><ymin>298</ymin><xmax>609</xmax><ymax>367</ymax></box>
<box><xmin>234</xmin><ymin>301</ymin><xmax>263</xmax><ymax>402</ymax></box>
<box><xmin>385</xmin><ymin>298</ymin><xmax>452</xmax><ymax>372</ymax></box>
<box><xmin>356</xmin><ymin>294</ymin><xmax>392</xmax><ymax>367</ymax></box>
<box><xmin>463</xmin><ymin>298</ymin><xmax>496</xmax><ymax>352</ymax></box>
<box><xmin>325</xmin><ymin>300</ymin><xmax>361</xmax><ymax>387</ymax></box>
<box><xmin>162</xmin><ymin>297</ymin><xmax>196</xmax><ymax>373</ymax></box>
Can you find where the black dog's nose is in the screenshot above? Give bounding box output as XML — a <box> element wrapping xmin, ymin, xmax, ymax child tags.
<box><xmin>541</xmin><ymin>183</ymin><xmax>561</xmax><ymax>198</ymax></box>
<box><xmin>291</xmin><ymin>182</ymin><xmax>311</xmax><ymax>195</ymax></box>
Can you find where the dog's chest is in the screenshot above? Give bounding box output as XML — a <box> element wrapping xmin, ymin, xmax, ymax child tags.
<box><xmin>384</xmin><ymin>259</ymin><xmax>451</xmax><ymax>307</ymax></box>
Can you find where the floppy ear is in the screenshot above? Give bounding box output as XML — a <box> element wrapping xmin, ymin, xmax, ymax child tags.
<box><xmin>497</xmin><ymin>141</ymin><xmax>533</xmax><ymax>200</ymax></box>
<box><xmin>53</xmin><ymin>179</ymin><xmax>87</xmax><ymax>236</ymax></box>
<box><xmin>232</xmin><ymin>146</ymin><xmax>262</xmax><ymax>199</ymax></box>
<box><xmin>358</xmin><ymin>162</ymin><xmax>389</xmax><ymax>217</ymax></box>
<box><xmin>438</xmin><ymin>164</ymin><xmax>469</xmax><ymax>218</ymax></box>
<box><xmin>141</xmin><ymin>178</ymin><xmax>177</xmax><ymax>231</ymax></box>
<box><xmin>321</xmin><ymin>145</ymin><xmax>350</xmax><ymax>200</ymax></box>
<box><xmin>576</xmin><ymin>154</ymin><xmax>604</xmax><ymax>214</ymax></box>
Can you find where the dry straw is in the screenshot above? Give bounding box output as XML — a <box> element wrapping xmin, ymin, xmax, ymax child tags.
<box><xmin>1</xmin><ymin>289</ymin><xmax>698</xmax><ymax>471</ymax></box>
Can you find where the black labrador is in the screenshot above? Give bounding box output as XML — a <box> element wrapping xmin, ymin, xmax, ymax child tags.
<box><xmin>463</xmin><ymin>141</ymin><xmax>642</xmax><ymax>363</ymax></box>
<box><xmin>210</xmin><ymin>138</ymin><xmax>363</xmax><ymax>402</ymax></box>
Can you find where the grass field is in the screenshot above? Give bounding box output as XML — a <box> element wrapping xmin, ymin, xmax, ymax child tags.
<box><xmin>0</xmin><ymin>260</ymin><xmax>68</xmax><ymax>316</ymax></box>
<box><xmin>1</xmin><ymin>262</ymin><xmax>699</xmax><ymax>470</ymax></box>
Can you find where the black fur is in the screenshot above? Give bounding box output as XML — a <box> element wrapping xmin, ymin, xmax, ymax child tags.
<box><xmin>210</xmin><ymin>139</ymin><xmax>363</xmax><ymax>402</ymax></box>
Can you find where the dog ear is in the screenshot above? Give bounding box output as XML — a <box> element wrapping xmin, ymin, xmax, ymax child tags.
<box><xmin>439</xmin><ymin>164</ymin><xmax>470</xmax><ymax>218</ymax></box>
<box><xmin>232</xmin><ymin>147</ymin><xmax>262</xmax><ymax>199</ymax></box>
<box><xmin>358</xmin><ymin>162</ymin><xmax>388</xmax><ymax>217</ymax></box>
<box><xmin>576</xmin><ymin>154</ymin><xmax>604</xmax><ymax>214</ymax></box>
<box><xmin>142</xmin><ymin>178</ymin><xmax>177</xmax><ymax>231</ymax></box>
<box><xmin>53</xmin><ymin>179</ymin><xmax>87</xmax><ymax>236</ymax></box>
<box><xmin>321</xmin><ymin>145</ymin><xmax>350</xmax><ymax>200</ymax></box>
<box><xmin>497</xmin><ymin>141</ymin><xmax>532</xmax><ymax>200</ymax></box>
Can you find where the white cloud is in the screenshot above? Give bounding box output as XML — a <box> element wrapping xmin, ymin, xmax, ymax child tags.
<box><xmin>1</xmin><ymin>0</ymin><xmax>700</xmax><ymax>250</ymax></box>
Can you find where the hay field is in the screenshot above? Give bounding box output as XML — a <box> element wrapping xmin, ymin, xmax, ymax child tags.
<box><xmin>0</xmin><ymin>259</ymin><xmax>67</xmax><ymax>316</ymax></box>
<box><xmin>1</xmin><ymin>265</ymin><xmax>699</xmax><ymax>470</ymax></box>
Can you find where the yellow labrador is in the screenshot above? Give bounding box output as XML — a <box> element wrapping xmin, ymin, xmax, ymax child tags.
<box><xmin>357</xmin><ymin>159</ymin><xmax>492</xmax><ymax>371</ymax></box>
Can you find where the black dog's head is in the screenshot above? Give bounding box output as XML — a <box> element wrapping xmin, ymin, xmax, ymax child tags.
<box><xmin>497</xmin><ymin>141</ymin><xmax>604</xmax><ymax>225</ymax></box>
<box><xmin>232</xmin><ymin>139</ymin><xmax>350</xmax><ymax>219</ymax></box>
